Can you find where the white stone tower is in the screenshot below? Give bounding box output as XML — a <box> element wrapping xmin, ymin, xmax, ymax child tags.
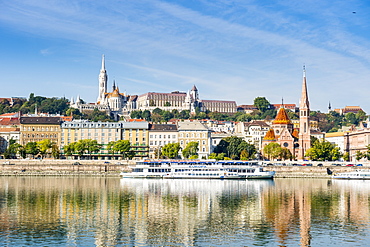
<box><xmin>97</xmin><ymin>54</ymin><xmax>108</xmax><ymax>104</ymax></box>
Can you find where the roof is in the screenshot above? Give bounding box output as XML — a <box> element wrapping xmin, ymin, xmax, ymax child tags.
<box><xmin>325</xmin><ymin>132</ymin><xmax>345</xmax><ymax>138</ymax></box>
<box><xmin>244</xmin><ymin>120</ymin><xmax>269</xmax><ymax>127</ymax></box>
<box><xmin>263</xmin><ymin>129</ymin><xmax>276</xmax><ymax>141</ymax></box>
<box><xmin>149</xmin><ymin>124</ymin><xmax>178</xmax><ymax>131</ymax></box>
<box><xmin>20</xmin><ymin>117</ymin><xmax>62</xmax><ymax>125</ymax></box>
<box><xmin>292</xmin><ymin>128</ymin><xmax>299</xmax><ymax>139</ymax></box>
<box><xmin>273</xmin><ymin>107</ymin><xmax>292</xmax><ymax>125</ymax></box>
<box><xmin>0</xmin><ymin>112</ymin><xmax>19</xmax><ymax>118</ymax></box>
<box><xmin>177</xmin><ymin>121</ymin><xmax>209</xmax><ymax>131</ymax></box>
<box><xmin>0</xmin><ymin>118</ymin><xmax>20</xmax><ymax>126</ymax></box>
<box><xmin>271</xmin><ymin>104</ymin><xmax>296</xmax><ymax>110</ymax></box>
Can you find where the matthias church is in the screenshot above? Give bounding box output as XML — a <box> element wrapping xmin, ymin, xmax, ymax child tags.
<box><xmin>70</xmin><ymin>55</ymin><xmax>237</xmax><ymax>119</ymax></box>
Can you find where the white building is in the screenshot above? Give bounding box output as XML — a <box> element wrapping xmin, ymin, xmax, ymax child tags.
<box><xmin>148</xmin><ymin>124</ymin><xmax>178</xmax><ymax>158</ymax></box>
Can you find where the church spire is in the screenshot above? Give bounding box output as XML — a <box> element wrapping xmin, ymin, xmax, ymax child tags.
<box><xmin>97</xmin><ymin>55</ymin><xmax>108</xmax><ymax>104</ymax></box>
<box><xmin>113</xmin><ymin>80</ymin><xmax>116</xmax><ymax>91</ymax></box>
<box><xmin>298</xmin><ymin>65</ymin><xmax>311</xmax><ymax>160</ymax></box>
<box><xmin>300</xmin><ymin>65</ymin><xmax>309</xmax><ymax>109</ymax></box>
<box><xmin>101</xmin><ymin>54</ymin><xmax>106</xmax><ymax>71</ymax></box>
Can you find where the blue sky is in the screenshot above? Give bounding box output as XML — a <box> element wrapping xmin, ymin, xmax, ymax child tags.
<box><xmin>1</xmin><ymin>0</ymin><xmax>370</xmax><ymax>113</ymax></box>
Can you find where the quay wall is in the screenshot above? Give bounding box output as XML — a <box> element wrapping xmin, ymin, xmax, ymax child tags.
<box><xmin>0</xmin><ymin>159</ymin><xmax>367</xmax><ymax>177</ymax></box>
<box><xmin>0</xmin><ymin>159</ymin><xmax>133</xmax><ymax>176</ymax></box>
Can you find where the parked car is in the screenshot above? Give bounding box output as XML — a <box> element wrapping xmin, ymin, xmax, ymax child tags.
<box><xmin>317</xmin><ymin>163</ymin><xmax>323</xmax><ymax>167</ymax></box>
<box><xmin>356</xmin><ymin>164</ymin><xmax>363</xmax><ymax>166</ymax></box>
<box><xmin>346</xmin><ymin>164</ymin><xmax>354</xmax><ymax>167</ymax></box>
<box><xmin>72</xmin><ymin>162</ymin><xmax>81</xmax><ymax>165</ymax></box>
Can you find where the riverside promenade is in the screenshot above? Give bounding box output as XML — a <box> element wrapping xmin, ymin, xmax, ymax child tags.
<box><xmin>0</xmin><ymin>159</ymin><xmax>368</xmax><ymax>178</ymax></box>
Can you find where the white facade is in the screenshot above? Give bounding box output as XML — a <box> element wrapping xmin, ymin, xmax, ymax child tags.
<box><xmin>236</xmin><ymin>121</ymin><xmax>270</xmax><ymax>150</ymax></box>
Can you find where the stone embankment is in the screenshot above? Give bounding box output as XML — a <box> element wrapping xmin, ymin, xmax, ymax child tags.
<box><xmin>264</xmin><ymin>166</ymin><xmax>362</xmax><ymax>178</ymax></box>
<box><xmin>0</xmin><ymin>159</ymin><xmax>367</xmax><ymax>178</ymax></box>
<box><xmin>0</xmin><ymin>159</ymin><xmax>133</xmax><ymax>176</ymax></box>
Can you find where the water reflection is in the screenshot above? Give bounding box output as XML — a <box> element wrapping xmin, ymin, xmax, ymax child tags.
<box><xmin>0</xmin><ymin>177</ymin><xmax>370</xmax><ymax>246</ymax></box>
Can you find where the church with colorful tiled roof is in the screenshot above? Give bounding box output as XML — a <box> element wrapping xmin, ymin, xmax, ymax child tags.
<box><xmin>262</xmin><ymin>67</ymin><xmax>311</xmax><ymax>160</ymax></box>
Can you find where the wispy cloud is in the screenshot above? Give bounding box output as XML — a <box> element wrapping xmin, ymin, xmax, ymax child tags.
<box><xmin>1</xmin><ymin>0</ymin><xmax>370</xmax><ymax>112</ymax></box>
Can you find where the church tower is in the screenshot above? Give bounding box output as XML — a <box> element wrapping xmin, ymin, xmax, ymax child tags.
<box><xmin>298</xmin><ymin>66</ymin><xmax>311</xmax><ymax>160</ymax></box>
<box><xmin>97</xmin><ymin>54</ymin><xmax>108</xmax><ymax>104</ymax></box>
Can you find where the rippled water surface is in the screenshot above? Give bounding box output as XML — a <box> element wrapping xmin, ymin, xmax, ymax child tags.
<box><xmin>1</xmin><ymin>177</ymin><xmax>370</xmax><ymax>246</ymax></box>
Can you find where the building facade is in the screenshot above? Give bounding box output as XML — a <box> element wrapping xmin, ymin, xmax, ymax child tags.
<box><xmin>60</xmin><ymin>120</ymin><xmax>149</xmax><ymax>159</ymax></box>
<box><xmin>177</xmin><ymin>121</ymin><xmax>211</xmax><ymax>159</ymax></box>
<box><xmin>148</xmin><ymin>124</ymin><xmax>178</xmax><ymax>158</ymax></box>
<box><xmin>20</xmin><ymin>117</ymin><xmax>62</xmax><ymax>146</ymax></box>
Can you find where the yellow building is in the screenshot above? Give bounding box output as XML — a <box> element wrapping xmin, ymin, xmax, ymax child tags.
<box><xmin>20</xmin><ymin>117</ymin><xmax>62</xmax><ymax>146</ymax></box>
<box><xmin>177</xmin><ymin>120</ymin><xmax>211</xmax><ymax>159</ymax></box>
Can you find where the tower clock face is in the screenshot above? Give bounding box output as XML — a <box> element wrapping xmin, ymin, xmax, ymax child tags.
<box><xmin>283</xmin><ymin>142</ymin><xmax>288</xmax><ymax>147</ymax></box>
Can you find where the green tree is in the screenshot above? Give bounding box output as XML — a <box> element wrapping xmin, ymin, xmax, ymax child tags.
<box><xmin>179</xmin><ymin>110</ymin><xmax>190</xmax><ymax>119</ymax></box>
<box><xmin>63</xmin><ymin>142</ymin><xmax>76</xmax><ymax>157</ymax></box>
<box><xmin>142</xmin><ymin>110</ymin><xmax>151</xmax><ymax>121</ymax></box>
<box><xmin>342</xmin><ymin>152</ymin><xmax>350</xmax><ymax>162</ymax></box>
<box><xmin>161</xmin><ymin>143</ymin><xmax>181</xmax><ymax>159</ymax></box>
<box><xmin>253</xmin><ymin>97</ymin><xmax>270</xmax><ymax>113</ymax></box>
<box><xmin>114</xmin><ymin>140</ymin><xmax>131</xmax><ymax>159</ymax></box>
<box><xmin>263</xmin><ymin>143</ymin><xmax>282</xmax><ymax>160</ymax></box>
<box><xmin>182</xmin><ymin>141</ymin><xmax>199</xmax><ymax>159</ymax></box>
<box><xmin>355</xmin><ymin>150</ymin><xmax>364</xmax><ymax>161</ymax></box>
<box><xmin>37</xmin><ymin>139</ymin><xmax>54</xmax><ymax>158</ymax></box>
<box><xmin>107</xmin><ymin>141</ymin><xmax>116</xmax><ymax>155</ymax></box>
<box><xmin>162</xmin><ymin>111</ymin><xmax>174</xmax><ymax>122</ymax></box>
<box><xmin>305</xmin><ymin>140</ymin><xmax>342</xmax><ymax>161</ymax></box>
<box><xmin>25</xmin><ymin>142</ymin><xmax>40</xmax><ymax>158</ymax></box>
<box><xmin>51</xmin><ymin>144</ymin><xmax>60</xmax><ymax>159</ymax></box>
<box><xmin>279</xmin><ymin>147</ymin><xmax>293</xmax><ymax>160</ymax></box>
<box><xmin>130</xmin><ymin>110</ymin><xmax>143</xmax><ymax>119</ymax></box>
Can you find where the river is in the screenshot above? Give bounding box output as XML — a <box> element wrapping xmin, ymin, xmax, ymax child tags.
<box><xmin>0</xmin><ymin>177</ymin><xmax>369</xmax><ymax>246</ymax></box>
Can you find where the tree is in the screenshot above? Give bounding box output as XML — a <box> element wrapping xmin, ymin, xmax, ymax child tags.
<box><xmin>179</xmin><ymin>110</ymin><xmax>190</xmax><ymax>119</ymax></box>
<box><xmin>86</xmin><ymin>139</ymin><xmax>102</xmax><ymax>157</ymax></box>
<box><xmin>130</xmin><ymin>110</ymin><xmax>142</xmax><ymax>119</ymax></box>
<box><xmin>253</xmin><ymin>97</ymin><xmax>270</xmax><ymax>113</ymax></box>
<box><xmin>107</xmin><ymin>141</ymin><xmax>116</xmax><ymax>155</ymax></box>
<box><xmin>182</xmin><ymin>142</ymin><xmax>199</xmax><ymax>159</ymax></box>
<box><xmin>279</xmin><ymin>147</ymin><xmax>293</xmax><ymax>160</ymax></box>
<box><xmin>114</xmin><ymin>140</ymin><xmax>131</xmax><ymax>159</ymax></box>
<box><xmin>214</xmin><ymin>136</ymin><xmax>256</xmax><ymax>160</ymax></box>
<box><xmin>3</xmin><ymin>140</ymin><xmax>24</xmax><ymax>159</ymax></box>
<box><xmin>37</xmin><ymin>139</ymin><xmax>54</xmax><ymax>158</ymax></box>
<box><xmin>305</xmin><ymin>140</ymin><xmax>342</xmax><ymax>161</ymax></box>
<box><xmin>162</xmin><ymin>111</ymin><xmax>174</xmax><ymax>122</ymax></box>
<box><xmin>355</xmin><ymin>150</ymin><xmax>364</xmax><ymax>161</ymax></box>
<box><xmin>161</xmin><ymin>143</ymin><xmax>181</xmax><ymax>159</ymax></box>
<box><xmin>142</xmin><ymin>110</ymin><xmax>151</xmax><ymax>121</ymax></box>
<box><xmin>51</xmin><ymin>144</ymin><xmax>60</xmax><ymax>159</ymax></box>
<box><xmin>25</xmin><ymin>142</ymin><xmax>40</xmax><ymax>158</ymax></box>
<box><xmin>63</xmin><ymin>142</ymin><xmax>76</xmax><ymax>157</ymax></box>
<box><xmin>263</xmin><ymin>143</ymin><xmax>282</xmax><ymax>160</ymax></box>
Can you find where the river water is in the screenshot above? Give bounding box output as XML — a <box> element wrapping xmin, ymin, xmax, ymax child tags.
<box><xmin>0</xmin><ymin>177</ymin><xmax>369</xmax><ymax>246</ymax></box>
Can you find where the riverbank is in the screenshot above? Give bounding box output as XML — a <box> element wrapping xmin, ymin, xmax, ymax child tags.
<box><xmin>0</xmin><ymin>159</ymin><xmax>366</xmax><ymax>177</ymax></box>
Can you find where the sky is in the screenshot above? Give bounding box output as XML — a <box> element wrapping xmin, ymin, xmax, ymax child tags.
<box><xmin>1</xmin><ymin>0</ymin><xmax>370</xmax><ymax>113</ymax></box>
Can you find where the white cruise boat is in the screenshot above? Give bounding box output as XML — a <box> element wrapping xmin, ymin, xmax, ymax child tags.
<box><xmin>120</xmin><ymin>160</ymin><xmax>275</xmax><ymax>179</ymax></box>
<box><xmin>332</xmin><ymin>169</ymin><xmax>370</xmax><ymax>180</ymax></box>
